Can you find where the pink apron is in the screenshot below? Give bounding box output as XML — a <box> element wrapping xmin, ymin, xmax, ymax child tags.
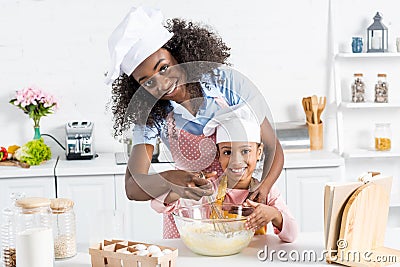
<box><xmin>162</xmin><ymin>97</ymin><xmax>228</xmax><ymax>239</ymax></box>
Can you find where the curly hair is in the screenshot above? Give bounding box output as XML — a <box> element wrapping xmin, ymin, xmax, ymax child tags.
<box><xmin>110</xmin><ymin>18</ymin><xmax>231</xmax><ymax>138</ymax></box>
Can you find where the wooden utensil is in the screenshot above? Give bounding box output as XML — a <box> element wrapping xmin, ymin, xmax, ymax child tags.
<box><xmin>317</xmin><ymin>96</ymin><xmax>326</xmax><ymax>124</ymax></box>
<box><xmin>0</xmin><ymin>160</ymin><xmax>30</xmax><ymax>168</ymax></box>
<box><xmin>302</xmin><ymin>97</ymin><xmax>313</xmax><ymax>124</ymax></box>
<box><xmin>311</xmin><ymin>95</ymin><xmax>319</xmax><ymax>124</ymax></box>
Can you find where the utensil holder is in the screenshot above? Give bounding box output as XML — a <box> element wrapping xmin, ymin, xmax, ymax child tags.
<box><xmin>307</xmin><ymin>122</ymin><xmax>323</xmax><ymax>150</ymax></box>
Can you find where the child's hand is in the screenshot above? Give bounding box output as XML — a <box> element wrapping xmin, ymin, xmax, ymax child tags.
<box><xmin>244</xmin><ymin>199</ymin><xmax>283</xmax><ymax>231</ymax></box>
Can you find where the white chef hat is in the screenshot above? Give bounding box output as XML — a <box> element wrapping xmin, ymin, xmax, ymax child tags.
<box><xmin>105</xmin><ymin>6</ymin><xmax>174</xmax><ymax>85</ymax></box>
<box><xmin>203</xmin><ymin>104</ymin><xmax>261</xmax><ymax>144</ymax></box>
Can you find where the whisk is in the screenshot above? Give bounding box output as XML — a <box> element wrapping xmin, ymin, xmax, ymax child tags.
<box><xmin>200</xmin><ymin>172</ymin><xmax>228</xmax><ymax>233</ymax></box>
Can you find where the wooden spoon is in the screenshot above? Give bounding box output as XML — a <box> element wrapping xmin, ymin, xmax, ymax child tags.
<box><xmin>317</xmin><ymin>96</ymin><xmax>326</xmax><ymax>124</ymax></box>
<box><xmin>302</xmin><ymin>97</ymin><xmax>313</xmax><ymax>123</ymax></box>
<box><xmin>311</xmin><ymin>95</ymin><xmax>319</xmax><ymax>124</ymax></box>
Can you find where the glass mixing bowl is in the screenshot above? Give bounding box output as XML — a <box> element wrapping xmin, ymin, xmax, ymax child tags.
<box><xmin>172</xmin><ymin>203</ymin><xmax>255</xmax><ymax>256</ymax></box>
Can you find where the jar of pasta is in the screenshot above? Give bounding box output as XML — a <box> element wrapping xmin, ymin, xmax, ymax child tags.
<box><xmin>374</xmin><ymin>123</ymin><xmax>391</xmax><ymax>151</ymax></box>
<box><xmin>351</xmin><ymin>73</ymin><xmax>365</xmax><ymax>103</ymax></box>
<box><xmin>375</xmin><ymin>73</ymin><xmax>388</xmax><ymax>103</ymax></box>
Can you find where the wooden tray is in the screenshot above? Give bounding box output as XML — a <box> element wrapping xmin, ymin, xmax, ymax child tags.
<box><xmin>89</xmin><ymin>240</ymin><xmax>178</xmax><ymax>267</ymax></box>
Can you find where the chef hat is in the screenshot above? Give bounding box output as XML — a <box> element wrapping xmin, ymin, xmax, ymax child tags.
<box><xmin>203</xmin><ymin>105</ymin><xmax>261</xmax><ymax>144</ymax></box>
<box><xmin>105</xmin><ymin>6</ymin><xmax>174</xmax><ymax>85</ymax></box>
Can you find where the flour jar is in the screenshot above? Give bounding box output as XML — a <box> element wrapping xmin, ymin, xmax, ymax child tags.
<box><xmin>15</xmin><ymin>197</ymin><xmax>54</xmax><ymax>267</ymax></box>
<box><xmin>50</xmin><ymin>198</ymin><xmax>76</xmax><ymax>259</ymax></box>
<box><xmin>374</xmin><ymin>123</ymin><xmax>391</xmax><ymax>151</ymax></box>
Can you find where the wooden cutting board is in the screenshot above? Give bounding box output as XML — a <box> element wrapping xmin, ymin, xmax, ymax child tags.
<box><xmin>0</xmin><ymin>160</ymin><xmax>30</xmax><ymax>168</ymax></box>
<box><xmin>326</xmin><ymin>175</ymin><xmax>400</xmax><ymax>266</ymax></box>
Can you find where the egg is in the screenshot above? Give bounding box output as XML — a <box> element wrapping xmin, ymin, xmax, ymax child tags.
<box><xmin>133</xmin><ymin>244</ymin><xmax>147</xmax><ymax>251</ymax></box>
<box><xmin>147</xmin><ymin>245</ymin><xmax>161</xmax><ymax>253</ymax></box>
<box><xmin>151</xmin><ymin>251</ymin><xmax>164</xmax><ymax>257</ymax></box>
<box><xmin>136</xmin><ymin>249</ymin><xmax>149</xmax><ymax>256</ymax></box>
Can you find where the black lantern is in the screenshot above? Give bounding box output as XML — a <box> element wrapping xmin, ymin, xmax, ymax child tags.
<box><xmin>367</xmin><ymin>12</ymin><xmax>388</xmax><ymax>53</ymax></box>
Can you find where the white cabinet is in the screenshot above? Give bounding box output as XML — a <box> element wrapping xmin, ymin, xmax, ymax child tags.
<box><xmin>115</xmin><ymin>163</ymin><xmax>173</xmax><ymax>242</ymax></box>
<box><xmin>0</xmin><ymin>177</ymin><xmax>55</xmax><ymax>210</ymax></box>
<box><xmin>0</xmin><ymin>159</ymin><xmax>57</xmax><ymax>224</ymax></box>
<box><xmin>282</xmin><ymin>151</ymin><xmax>344</xmax><ymax>232</ymax></box>
<box><xmin>55</xmin><ymin>154</ymin><xmax>119</xmax><ymax>245</ymax></box>
<box><xmin>56</xmin><ymin>175</ymin><xmax>115</xmax><ymax>245</ymax></box>
<box><xmin>285</xmin><ymin>167</ymin><xmax>340</xmax><ymax>232</ymax></box>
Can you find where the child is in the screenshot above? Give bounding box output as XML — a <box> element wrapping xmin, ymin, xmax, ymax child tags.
<box><xmin>151</xmin><ymin>106</ymin><xmax>297</xmax><ymax>242</ymax></box>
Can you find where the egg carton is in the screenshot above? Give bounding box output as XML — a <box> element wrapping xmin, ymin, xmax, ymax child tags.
<box><xmin>89</xmin><ymin>239</ymin><xmax>178</xmax><ymax>267</ymax></box>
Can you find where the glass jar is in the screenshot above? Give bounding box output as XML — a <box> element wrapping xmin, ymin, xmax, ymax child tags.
<box><xmin>1</xmin><ymin>192</ymin><xmax>25</xmax><ymax>267</ymax></box>
<box><xmin>375</xmin><ymin>73</ymin><xmax>388</xmax><ymax>103</ymax></box>
<box><xmin>374</xmin><ymin>123</ymin><xmax>391</xmax><ymax>151</ymax></box>
<box><xmin>351</xmin><ymin>73</ymin><xmax>365</xmax><ymax>102</ymax></box>
<box><xmin>15</xmin><ymin>197</ymin><xmax>54</xmax><ymax>267</ymax></box>
<box><xmin>50</xmin><ymin>198</ymin><xmax>76</xmax><ymax>259</ymax></box>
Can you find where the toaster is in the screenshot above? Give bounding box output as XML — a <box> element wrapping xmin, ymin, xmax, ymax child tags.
<box><xmin>65</xmin><ymin>121</ymin><xmax>95</xmax><ymax>160</ymax></box>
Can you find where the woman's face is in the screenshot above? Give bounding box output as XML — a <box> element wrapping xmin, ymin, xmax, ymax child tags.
<box><xmin>131</xmin><ymin>48</ymin><xmax>188</xmax><ymax>103</ymax></box>
<box><xmin>218</xmin><ymin>142</ymin><xmax>263</xmax><ymax>189</ymax></box>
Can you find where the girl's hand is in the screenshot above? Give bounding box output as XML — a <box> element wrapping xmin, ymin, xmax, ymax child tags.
<box><xmin>244</xmin><ymin>199</ymin><xmax>283</xmax><ymax>231</ymax></box>
<box><xmin>163</xmin><ymin>170</ymin><xmax>214</xmax><ymax>200</ymax></box>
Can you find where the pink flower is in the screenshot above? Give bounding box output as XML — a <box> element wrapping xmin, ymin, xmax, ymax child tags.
<box><xmin>10</xmin><ymin>87</ymin><xmax>58</xmax><ymax>127</ymax></box>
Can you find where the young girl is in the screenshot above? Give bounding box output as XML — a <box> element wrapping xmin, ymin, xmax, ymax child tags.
<box><xmin>151</xmin><ymin>105</ymin><xmax>297</xmax><ymax>242</ymax></box>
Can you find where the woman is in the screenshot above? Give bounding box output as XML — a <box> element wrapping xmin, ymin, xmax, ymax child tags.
<box><xmin>106</xmin><ymin>6</ymin><xmax>284</xmax><ymax>207</ymax></box>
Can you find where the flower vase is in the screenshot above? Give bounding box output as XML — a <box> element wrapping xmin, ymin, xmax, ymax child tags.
<box><xmin>33</xmin><ymin>126</ymin><xmax>41</xmax><ymax>140</ymax></box>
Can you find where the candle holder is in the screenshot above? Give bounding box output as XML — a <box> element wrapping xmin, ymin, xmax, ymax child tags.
<box><xmin>367</xmin><ymin>12</ymin><xmax>388</xmax><ymax>53</ymax></box>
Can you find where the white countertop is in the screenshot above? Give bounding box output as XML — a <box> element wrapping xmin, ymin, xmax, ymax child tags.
<box><xmin>0</xmin><ymin>158</ymin><xmax>57</xmax><ymax>178</ymax></box>
<box><xmin>0</xmin><ymin>151</ymin><xmax>343</xmax><ymax>178</ymax></box>
<box><xmin>55</xmin><ymin>228</ymin><xmax>400</xmax><ymax>267</ymax></box>
<box><xmin>283</xmin><ymin>150</ymin><xmax>344</xmax><ymax>169</ymax></box>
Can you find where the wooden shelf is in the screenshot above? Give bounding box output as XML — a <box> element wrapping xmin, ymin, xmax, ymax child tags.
<box><xmin>336</xmin><ymin>52</ymin><xmax>400</xmax><ymax>59</ymax></box>
<box><xmin>343</xmin><ymin>149</ymin><xmax>400</xmax><ymax>159</ymax></box>
<box><xmin>339</xmin><ymin>102</ymin><xmax>400</xmax><ymax>109</ymax></box>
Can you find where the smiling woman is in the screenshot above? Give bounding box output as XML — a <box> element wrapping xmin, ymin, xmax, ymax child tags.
<box><xmin>106</xmin><ymin>6</ymin><xmax>284</xmax><ymax>239</ymax></box>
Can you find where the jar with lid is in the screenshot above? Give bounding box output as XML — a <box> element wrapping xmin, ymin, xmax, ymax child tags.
<box><xmin>351</xmin><ymin>73</ymin><xmax>365</xmax><ymax>102</ymax></box>
<box><xmin>15</xmin><ymin>197</ymin><xmax>54</xmax><ymax>267</ymax></box>
<box><xmin>1</xmin><ymin>192</ymin><xmax>25</xmax><ymax>267</ymax></box>
<box><xmin>374</xmin><ymin>123</ymin><xmax>391</xmax><ymax>151</ymax></box>
<box><xmin>375</xmin><ymin>73</ymin><xmax>388</xmax><ymax>103</ymax></box>
<box><xmin>50</xmin><ymin>198</ymin><xmax>76</xmax><ymax>259</ymax></box>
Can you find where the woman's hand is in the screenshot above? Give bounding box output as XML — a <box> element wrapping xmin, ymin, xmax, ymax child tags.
<box><xmin>247</xmin><ymin>181</ymin><xmax>270</xmax><ymax>204</ymax></box>
<box><xmin>244</xmin><ymin>199</ymin><xmax>283</xmax><ymax>231</ymax></box>
<box><xmin>163</xmin><ymin>170</ymin><xmax>216</xmax><ymax>200</ymax></box>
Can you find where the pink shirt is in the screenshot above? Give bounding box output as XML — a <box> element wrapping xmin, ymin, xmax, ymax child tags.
<box><xmin>151</xmin><ymin>178</ymin><xmax>298</xmax><ymax>242</ymax></box>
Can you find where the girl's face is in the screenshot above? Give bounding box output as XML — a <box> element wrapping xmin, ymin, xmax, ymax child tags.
<box><xmin>218</xmin><ymin>141</ymin><xmax>263</xmax><ymax>189</ymax></box>
<box><xmin>131</xmin><ymin>48</ymin><xmax>188</xmax><ymax>103</ymax></box>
